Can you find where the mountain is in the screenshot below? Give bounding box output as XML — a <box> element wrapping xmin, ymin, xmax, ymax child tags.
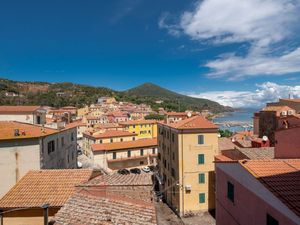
<box><xmin>0</xmin><ymin>78</ymin><xmax>232</xmax><ymax>113</ymax></box>
<box><xmin>118</xmin><ymin>83</ymin><xmax>232</xmax><ymax>113</ymax></box>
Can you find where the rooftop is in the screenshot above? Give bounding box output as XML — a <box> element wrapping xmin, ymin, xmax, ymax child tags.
<box><xmin>161</xmin><ymin>115</ymin><xmax>218</xmax><ymax>130</ymax></box>
<box><xmin>119</xmin><ymin>119</ymin><xmax>157</xmax><ymax>125</ymax></box>
<box><xmin>238</xmin><ymin>147</ymin><xmax>274</xmax><ymax>159</ymax></box>
<box><xmin>0</xmin><ymin>105</ymin><xmax>43</xmax><ymax>114</ymax></box>
<box><xmin>83</xmin><ymin>173</ymin><xmax>152</xmax><ymax>186</ymax></box>
<box><xmin>0</xmin><ymin>169</ymin><xmax>94</xmax><ymax>208</ymax></box>
<box><xmin>53</xmin><ymin>192</ymin><xmax>157</xmax><ymax>225</ymax></box>
<box><xmin>92</xmin><ymin>138</ymin><xmax>157</xmax><ymax>152</ymax></box>
<box><xmin>262</xmin><ymin>105</ymin><xmax>293</xmax><ymax>112</ymax></box>
<box><xmin>0</xmin><ymin>121</ymin><xmax>58</xmax><ymax>141</ymax></box>
<box><xmin>240</xmin><ymin>159</ymin><xmax>300</xmax><ymax>217</ymax></box>
<box><xmin>84</xmin><ymin>130</ymin><xmax>137</xmax><ymax>139</ymax></box>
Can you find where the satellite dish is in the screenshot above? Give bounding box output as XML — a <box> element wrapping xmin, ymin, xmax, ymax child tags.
<box><xmin>262</xmin><ymin>136</ymin><xmax>268</xmax><ymax>141</ymax></box>
<box><xmin>187</xmin><ymin>112</ymin><xmax>192</xmax><ymax>118</ymax></box>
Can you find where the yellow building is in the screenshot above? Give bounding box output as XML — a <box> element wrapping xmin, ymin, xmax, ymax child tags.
<box><xmin>120</xmin><ymin>120</ymin><xmax>157</xmax><ymax>139</ymax></box>
<box><xmin>157</xmin><ymin>115</ymin><xmax>219</xmax><ymax>216</ymax></box>
<box><xmin>77</xmin><ymin>106</ymin><xmax>89</xmax><ymax>117</ymax></box>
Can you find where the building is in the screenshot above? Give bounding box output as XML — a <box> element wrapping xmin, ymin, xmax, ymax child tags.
<box><xmin>165</xmin><ymin>111</ymin><xmax>198</xmax><ymax>123</ymax></box>
<box><xmin>215</xmin><ymin>159</ymin><xmax>300</xmax><ymax>225</ymax></box>
<box><xmin>52</xmin><ymin>173</ymin><xmax>157</xmax><ymax>225</ymax></box>
<box><xmin>275</xmin><ymin>125</ymin><xmax>300</xmax><ymax>159</ymax></box>
<box><xmin>83</xmin><ymin>130</ymin><xmax>138</xmax><ymax>156</ymax></box>
<box><xmin>91</xmin><ymin>138</ymin><xmax>158</xmax><ymax>171</ymax></box>
<box><xmin>84</xmin><ymin>115</ymin><xmax>108</xmax><ymax>126</ymax></box>
<box><xmin>120</xmin><ymin>119</ymin><xmax>158</xmax><ymax>139</ymax></box>
<box><xmin>256</xmin><ymin>106</ymin><xmax>300</xmax><ymax>146</ymax></box>
<box><xmin>267</xmin><ymin>98</ymin><xmax>300</xmax><ymax>113</ymax></box>
<box><xmin>0</xmin><ymin>169</ymin><xmax>96</xmax><ymax>225</ymax></box>
<box><xmin>0</xmin><ymin>106</ymin><xmax>46</xmax><ymax>124</ymax></box>
<box><xmin>0</xmin><ymin>121</ymin><xmax>78</xmax><ymax>197</ymax></box>
<box><xmin>107</xmin><ymin>111</ymin><xmax>129</xmax><ymax>123</ymax></box>
<box><xmin>77</xmin><ymin>106</ymin><xmax>89</xmax><ymax>117</ymax></box>
<box><xmin>157</xmin><ymin>115</ymin><xmax>219</xmax><ymax>216</ymax></box>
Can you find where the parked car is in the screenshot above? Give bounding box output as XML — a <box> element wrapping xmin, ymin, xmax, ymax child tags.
<box><xmin>130</xmin><ymin>168</ymin><xmax>141</xmax><ymax>174</ymax></box>
<box><xmin>148</xmin><ymin>165</ymin><xmax>156</xmax><ymax>172</ymax></box>
<box><xmin>117</xmin><ymin>169</ymin><xmax>130</xmax><ymax>175</ymax></box>
<box><xmin>142</xmin><ymin>166</ymin><xmax>151</xmax><ymax>173</ymax></box>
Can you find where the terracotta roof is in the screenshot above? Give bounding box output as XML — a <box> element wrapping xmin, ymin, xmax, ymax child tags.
<box><xmin>53</xmin><ymin>192</ymin><xmax>157</xmax><ymax>225</ymax></box>
<box><xmin>162</xmin><ymin>115</ymin><xmax>218</xmax><ymax>130</ymax></box>
<box><xmin>84</xmin><ymin>173</ymin><xmax>153</xmax><ymax>186</ymax></box>
<box><xmin>92</xmin><ymin>138</ymin><xmax>157</xmax><ymax>152</ymax></box>
<box><xmin>65</xmin><ymin>120</ymin><xmax>86</xmax><ymax>129</ymax></box>
<box><xmin>84</xmin><ymin>130</ymin><xmax>137</xmax><ymax>139</ymax></box>
<box><xmin>166</xmin><ymin>111</ymin><xmax>197</xmax><ymax>116</ymax></box>
<box><xmin>237</xmin><ymin>147</ymin><xmax>274</xmax><ymax>159</ymax></box>
<box><xmin>119</xmin><ymin>119</ymin><xmax>157</xmax><ymax>125</ymax></box>
<box><xmin>240</xmin><ymin>159</ymin><xmax>300</xmax><ymax>217</ymax></box>
<box><xmin>218</xmin><ymin>138</ymin><xmax>237</xmax><ymax>151</ymax></box>
<box><xmin>262</xmin><ymin>105</ymin><xmax>293</xmax><ymax>112</ymax></box>
<box><xmin>281</xmin><ymin>98</ymin><xmax>300</xmax><ymax>103</ymax></box>
<box><xmin>93</xmin><ymin>123</ymin><xmax>122</xmax><ymax>129</ymax></box>
<box><xmin>0</xmin><ymin>169</ymin><xmax>94</xmax><ymax>208</ymax></box>
<box><xmin>0</xmin><ymin>105</ymin><xmax>42</xmax><ymax>114</ymax></box>
<box><xmin>0</xmin><ymin>121</ymin><xmax>58</xmax><ymax>141</ymax></box>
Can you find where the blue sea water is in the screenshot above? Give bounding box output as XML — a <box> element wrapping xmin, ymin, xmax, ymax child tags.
<box><xmin>213</xmin><ymin>108</ymin><xmax>259</xmax><ymax>132</ymax></box>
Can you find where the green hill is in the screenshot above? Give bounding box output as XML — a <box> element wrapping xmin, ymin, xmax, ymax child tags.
<box><xmin>0</xmin><ymin>78</ymin><xmax>232</xmax><ymax>113</ymax></box>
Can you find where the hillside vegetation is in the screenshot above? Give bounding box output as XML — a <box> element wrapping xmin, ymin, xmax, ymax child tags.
<box><xmin>0</xmin><ymin>78</ymin><xmax>232</xmax><ymax>113</ymax></box>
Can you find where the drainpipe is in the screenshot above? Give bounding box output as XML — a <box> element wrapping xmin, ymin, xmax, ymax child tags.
<box><xmin>41</xmin><ymin>204</ymin><xmax>49</xmax><ymax>225</ymax></box>
<box><xmin>0</xmin><ymin>209</ymin><xmax>3</xmax><ymax>225</ymax></box>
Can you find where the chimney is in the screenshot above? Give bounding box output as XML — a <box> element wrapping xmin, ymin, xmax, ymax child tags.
<box><xmin>14</xmin><ymin>129</ymin><xmax>20</xmax><ymax>136</ymax></box>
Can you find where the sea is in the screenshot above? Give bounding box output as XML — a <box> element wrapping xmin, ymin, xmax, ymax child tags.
<box><xmin>213</xmin><ymin>108</ymin><xmax>259</xmax><ymax>132</ymax></box>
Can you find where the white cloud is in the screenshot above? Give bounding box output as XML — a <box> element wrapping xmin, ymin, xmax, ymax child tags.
<box><xmin>189</xmin><ymin>82</ymin><xmax>300</xmax><ymax>108</ymax></box>
<box><xmin>160</xmin><ymin>0</ymin><xmax>300</xmax><ymax>79</ymax></box>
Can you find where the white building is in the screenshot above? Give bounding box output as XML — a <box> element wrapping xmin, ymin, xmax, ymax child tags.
<box><xmin>0</xmin><ymin>106</ymin><xmax>46</xmax><ymax>125</ymax></box>
<box><xmin>0</xmin><ymin>121</ymin><xmax>78</xmax><ymax>197</ymax></box>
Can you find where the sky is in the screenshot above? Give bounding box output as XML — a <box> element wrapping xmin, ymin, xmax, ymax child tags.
<box><xmin>1</xmin><ymin>0</ymin><xmax>300</xmax><ymax>108</ymax></box>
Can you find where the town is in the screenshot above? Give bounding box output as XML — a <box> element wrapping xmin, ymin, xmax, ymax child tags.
<box><xmin>0</xmin><ymin>96</ymin><xmax>299</xmax><ymax>225</ymax></box>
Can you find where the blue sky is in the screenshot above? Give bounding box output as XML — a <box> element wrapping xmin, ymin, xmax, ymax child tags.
<box><xmin>1</xmin><ymin>0</ymin><xmax>300</xmax><ymax>107</ymax></box>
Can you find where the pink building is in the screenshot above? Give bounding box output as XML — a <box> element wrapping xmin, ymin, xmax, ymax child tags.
<box><xmin>275</xmin><ymin>125</ymin><xmax>300</xmax><ymax>159</ymax></box>
<box><xmin>215</xmin><ymin>159</ymin><xmax>300</xmax><ymax>225</ymax></box>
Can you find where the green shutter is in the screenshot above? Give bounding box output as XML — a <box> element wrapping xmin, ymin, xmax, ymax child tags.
<box><xmin>198</xmin><ymin>154</ymin><xmax>205</xmax><ymax>164</ymax></box>
<box><xmin>199</xmin><ymin>173</ymin><xmax>205</xmax><ymax>183</ymax></box>
<box><xmin>199</xmin><ymin>193</ymin><xmax>205</xmax><ymax>203</ymax></box>
<box><xmin>198</xmin><ymin>135</ymin><xmax>204</xmax><ymax>144</ymax></box>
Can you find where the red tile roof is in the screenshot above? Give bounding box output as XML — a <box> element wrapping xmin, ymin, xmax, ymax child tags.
<box><xmin>92</xmin><ymin>138</ymin><xmax>157</xmax><ymax>152</ymax></box>
<box><xmin>85</xmin><ymin>130</ymin><xmax>137</xmax><ymax>139</ymax></box>
<box><xmin>0</xmin><ymin>169</ymin><xmax>94</xmax><ymax>208</ymax></box>
<box><xmin>119</xmin><ymin>119</ymin><xmax>157</xmax><ymax>125</ymax></box>
<box><xmin>53</xmin><ymin>192</ymin><xmax>157</xmax><ymax>225</ymax></box>
<box><xmin>0</xmin><ymin>121</ymin><xmax>58</xmax><ymax>141</ymax></box>
<box><xmin>162</xmin><ymin>115</ymin><xmax>218</xmax><ymax>130</ymax></box>
<box><xmin>84</xmin><ymin>173</ymin><xmax>153</xmax><ymax>186</ymax></box>
<box><xmin>240</xmin><ymin>159</ymin><xmax>300</xmax><ymax>217</ymax></box>
<box><xmin>0</xmin><ymin>105</ymin><xmax>42</xmax><ymax>114</ymax></box>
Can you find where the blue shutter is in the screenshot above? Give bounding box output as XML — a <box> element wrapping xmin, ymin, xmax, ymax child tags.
<box><xmin>198</xmin><ymin>154</ymin><xmax>205</xmax><ymax>164</ymax></box>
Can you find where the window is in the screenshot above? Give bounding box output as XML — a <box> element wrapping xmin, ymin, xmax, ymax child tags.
<box><xmin>71</xmin><ymin>133</ymin><xmax>74</xmax><ymax>142</ymax></box>
<box><xmin>158</xmin><ymin>153</ymin><xmax>161</xmax><ymax>160</ymax></box>
<box><xmin>110</xmin><ymin>138</ymin><xmax>113</xmax><ymax>143</ymax></box>
<box><xmin>198</xmin><ymin>154</ymin><xmax>205</xmax><ymax>164</ymax></box>
<box><xmin>199</xmin><ymin>173</ymin><xmax>205</xmax><ymax>184</ymax></box>
<box><xmin>113</xmin><ymin>152</ymin><xmax>117</xmax><ymax>159</ymax></box>
<box><xmin>133</xmin><ymin>125</ymin><xmax>135</xmax><ymax>128</ymax></box>
<box><xmin>127</xmin><ymin>150</ymin><xmax>131</xmax><ymax>157</ymax></box>
<box><xmin>172</xmin><ymin>133</ymin><xmax>175</xmax><ymax>142</ymax></box>
<box><xmin>140</xmin><ymin>161</ymin><xmax>144</xmax><ymax>165</ymax></box>
<box><xmin>100</xmin><ymin>139</ymin><xmax>103</xmax><ymax>144</ymax></box>
<box><xmin>171</xmin><ymin>168</ymin><xmax>175</xmax><ymax>177</ymax></box>
<box><xmin>199</xmin><ymin>193</ymin><xmax>205</xmax><ymax>203</ymax></box>
<box><xmin>227</xmin><ymin>182</ymin><xmax>234</xmax><ymax>203</ymax></box>
<box><xmin>172</xmin><ymin>152</ymin><xmax>175</xmax><ymax>160</ymax></box>
<box><xmin>47</xmin><ymin>140</ymin><xmax>55</xmax><ymax>154</ymax></box>
<box><xmin>152</xmin><ymin>148</ymin><xmax>156</xmax><ymax>154</ymax></box>
<box><xmin>198</xmin><ymin>135</ymin><xmax>204</xmax><ymax>145</ymax></box>
<box><xmin>61</xmin><ymin>137</ymin><xmax>65</xmax><ymax>147</ymax></box>
<box><xmin>267</xmin><ymin>214</ymin><xmax>279</xmax><ymax>225</ymax></box>
<box><xmin>140</xmin><ymin>149</ymin><xmax>144</xmax><ymax>156</ymax></box>
<box><xmin>120</xmin><ymin>138</ymin><xmax>123</xmax><ymax>142</ymax></box>
<box><xmin>132</xmin><ymin>137</ymin><xmax>136</xmax><ymax>141</ymax></box>
<box><xmin>172</xmin><ymin>186</ymin><xmax>176</xmax><ymax>196</ymax></box>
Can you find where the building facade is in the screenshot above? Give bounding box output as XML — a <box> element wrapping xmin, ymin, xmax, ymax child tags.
<box><xmin>120</xmin><ymin>120</ymin><xmax>158</xmax><ymax>139</ymax></box>
<box><xmin>158</xmin><ymin>115</ymin><xmax>219</xmax><ymax>216</ymax></box>
<box><xmin>0</xmin><ymin>121</ymin><xmax>78</xmax><ymax>198</ymax></box>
